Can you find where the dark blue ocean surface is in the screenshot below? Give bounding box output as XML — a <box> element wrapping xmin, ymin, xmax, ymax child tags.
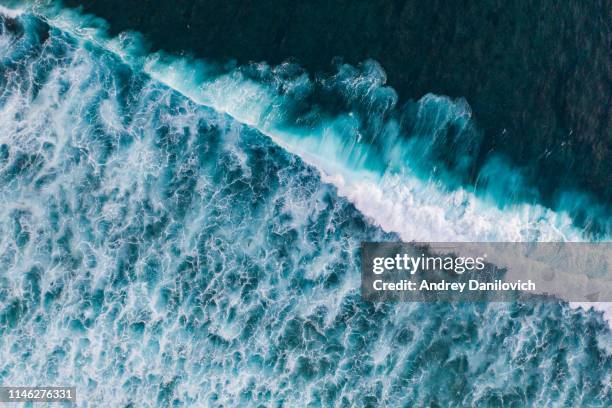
<box><xmin>60</xmin><ymin>0</ymin><xmax>612</xmax><ymax>210</ymax></box>
<box><xmin>0</xmin><ymin>9</ymin><xmax>610</xmax><ymax>408</ymax></box>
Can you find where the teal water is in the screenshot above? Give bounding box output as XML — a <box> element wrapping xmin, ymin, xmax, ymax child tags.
<box><xmin>0</xmin><ymin>9</ymin><xmax>610</xmax><ymax>407</ymax></box>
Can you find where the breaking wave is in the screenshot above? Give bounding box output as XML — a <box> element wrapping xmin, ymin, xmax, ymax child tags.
<box><xmin>0</xmin><ymin>5</ymin><xmax>610</xmax><ymax>407</ymax></box>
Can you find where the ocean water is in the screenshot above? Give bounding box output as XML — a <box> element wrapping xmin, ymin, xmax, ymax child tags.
<box><xmin>0</xmin><ymin>6</ymin><xmax>610</xmax><ymax>408</ymax></box>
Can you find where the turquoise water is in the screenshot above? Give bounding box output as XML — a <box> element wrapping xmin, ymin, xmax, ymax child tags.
<box><xmin>0</xmin><ymin>9</ymin><xmax>610</xmax><ymax>407</ymax></box>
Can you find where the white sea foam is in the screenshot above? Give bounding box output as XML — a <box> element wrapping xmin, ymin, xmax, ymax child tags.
<box><xmin>0</xmin><ymin>5</ymin><xmax>23</xmax><ymax>17</ymax></box>
<box><xmin>1</xmin><ymin>3</ymin><xmax>610</xmax><ymax>325</ymax></box>
<box><xmin>0</xmin><ymin>5</ymin><xmax>611</xmax><ymax>407</ymax></box>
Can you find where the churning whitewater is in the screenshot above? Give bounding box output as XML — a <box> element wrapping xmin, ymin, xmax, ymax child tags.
<box><xmin>0</xmin><ymin>6</ymin><xmax>610</xmax><ymax>407</ymax></box>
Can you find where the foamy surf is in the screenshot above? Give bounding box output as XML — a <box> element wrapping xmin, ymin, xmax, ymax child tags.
<box><xmin>0</xmin><ymin>5</ymin><xmax>610</xmax><ymax>406</ymax></box>
<box><xmin>1</xmin><ymin>2</ymin><xmax>610</xmax><ymax>323</ymax></box>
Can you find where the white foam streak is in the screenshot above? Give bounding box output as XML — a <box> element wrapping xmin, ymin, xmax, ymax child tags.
<box><xmin>0</xmin><ymin>5</ymin><xmax>23</xmax><ymax>18</ymax></box>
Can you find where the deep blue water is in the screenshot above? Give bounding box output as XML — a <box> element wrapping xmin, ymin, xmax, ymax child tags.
<box><xmin>0</xmin><ymin>7</ymin><xmax>610</xmax><ymax>407</ymax></box>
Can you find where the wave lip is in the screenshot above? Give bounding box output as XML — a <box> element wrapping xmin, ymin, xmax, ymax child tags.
<box><xmin>143</xmin><ymin>55</ymin><xmax>596</xmax><ymax>242</ymax></box>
